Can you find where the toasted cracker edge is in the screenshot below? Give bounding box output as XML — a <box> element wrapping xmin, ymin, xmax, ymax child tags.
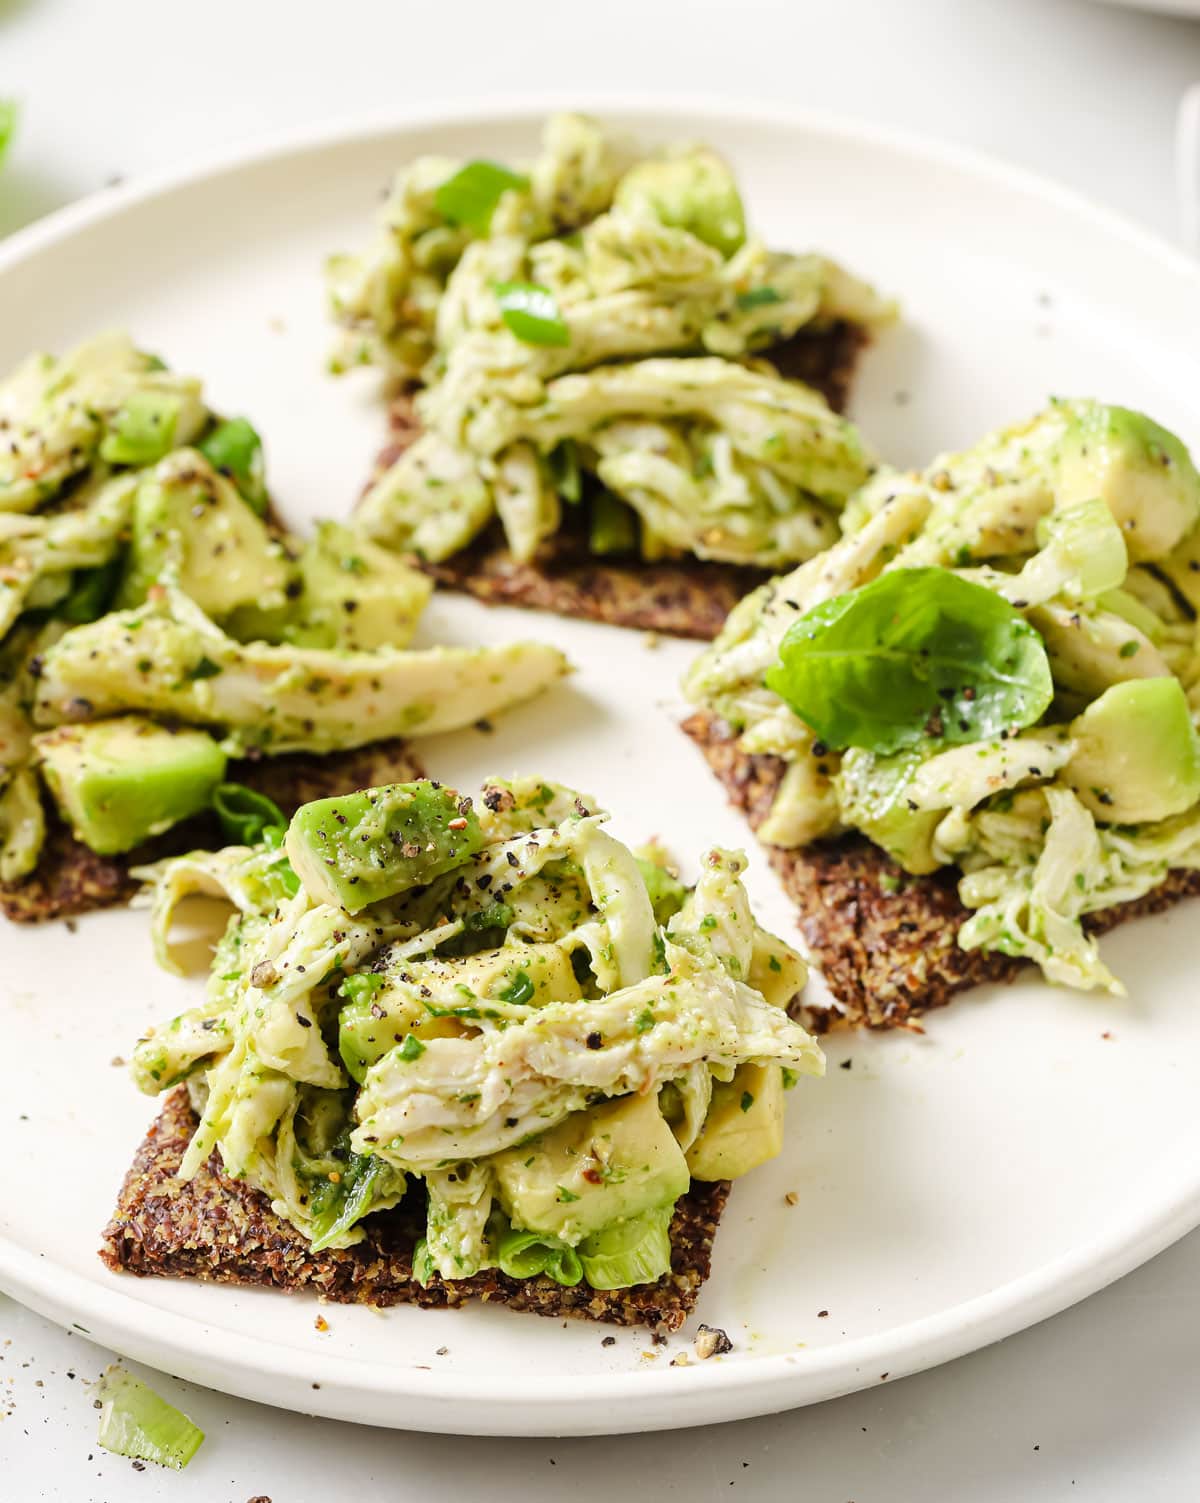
<box><xmin>682</xmin><ymin>709</ymin><xmax>1200</xmax><ymax>1031</ymax></box>
<box><xmin>100</xmin><ymin>1087</ymin><xmax>730</xmax><ymax>1332</ymax></box>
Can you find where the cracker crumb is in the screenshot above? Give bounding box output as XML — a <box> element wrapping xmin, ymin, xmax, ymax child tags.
<box><xmin>313</xmin><ymin>1315</ymin><xmax>329</xmax><ymax>1333</ymax></box>
<box><xmin>695</xmin><ymin>1324</ymin><xmax>733</xmax><ymax>1360</ymax></box>
<box><xmin>784</xmin><ymin>1191</ymin><xmax>799</xmax><ymax>1206</ymax></box>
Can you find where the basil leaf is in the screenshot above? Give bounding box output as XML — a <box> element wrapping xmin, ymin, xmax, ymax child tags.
<box><xmin>764</xmin><ymin>567</ymin><xmax>1053</xmax><ymax>755</ymax></box>
<box><xmin>212</xmin><ymin>782</ymin><xmax>286</xmax><ymax>846</ymax></box>
<box><xmin>494</xmin><ymin>282</ymin><xmax>570</xmax><ymax>347</ymax></box>
<box><xmin>435</xmin><ymin>161</ymin><xmax>529</xmax><ymax>235</ymax></box>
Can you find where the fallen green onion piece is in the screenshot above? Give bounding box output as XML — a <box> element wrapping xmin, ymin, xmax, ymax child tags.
<box><xmin>577</xmin><ymin>1206</ymin><xmax>674</xmax><ymax>1290</ymax></box>
<box><xmin>435</xmin><ymin>161</ymin><xmax>529</xmax><ymax>235</ymax></box>
<box><xmin>494</xmin><ymin>281</ymin><xmax>570</xmax><ymax>347</ymax></box>
<box><xmin>96</xmin><ymin>1366</ymin><xmax>204</xmax><ymax>1471</ymax></box>
<box><xmin>0</xmin><ymin>100</ymin><xmax>16</xmax><ymax>167</ymax></box>
<box><xmin>212</xmin><ymin>782</ymin><xmax>287</xmax><ymax>846</ymax></box>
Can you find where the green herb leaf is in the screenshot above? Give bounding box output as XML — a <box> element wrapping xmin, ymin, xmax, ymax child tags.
<box><xmin>96</xmin><ymin>1366</ymin><xmax>204</xmax><ymax>1471</ymax></box>
<box><xmin>494</xmin><ymin>281</ymin><xmax>570</xmax><ymax>347</ymax></box>
<box><xmin>212</xmin><ymin>782</ymin><xmax>286</xmax><ymax>846</ymax></box>
<box><xmin>308</xmin><ymin>1137</ymin><xmax>402</xmax><ymax>1253</ymax></box>
<box><xmin>198</xmin><ymin>417</ymin><xmax>268</xmax><ymax>516</ymax></box>
<box><xmin>338</xmin><ymin>971</ymin><xmax>385</xmax><ymax>1005</ymax></box>
<box><xmin>498</xmin><ymin>968</ymin><xmax>534</xmax><ymax>1004</ymax></box>
<box><xmin>398</xmin><ymin>1033</ymin><xmax>426</xmax><ymax>1062</ymax></box>
<box><xmin>435</xmin><ymin>160</ymin><xmax>529</xmax><ymax>235</ymax></box>
<box><xmin>736</xmin><ymin>286</ymin><xmax>783</xmax><ymax>311</ymax></box>
<box><xmin>765</xmin><ymin>567</ymin><xmax>1053</xmax><ymax>755</ymax></box>
<box><xmin>186</xmin><ymin>655</ymin><xmax>222</xmax><ymax>681</ymax></box>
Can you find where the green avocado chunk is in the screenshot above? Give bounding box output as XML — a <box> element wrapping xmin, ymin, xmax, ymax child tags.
<box><xmin>1062</xmin><ymin>678</ymin><xmax>1200</xmax><ymax>823</ymax></box>
<box><xmin>116</xmin><ymin>451</ymin><xmax>290</xmax><ymax>621</ymax></box>
<box><xmin>615</xmin><ymin>147</ymin><xmax>747</xmax><ymax>258</ymax></box>
<box><xmin>835</xmin><ymin>746</ymin><xmax>943</xmax><ymax>876</ymax></box>
<box><xmin>34</xmin><ymin>715</ymin><xmax>227</xmax><ymax>855</ymax></box>
<box><xmin>491</xmin><ymin>1091</ymin><xmax>690</xmax><ymax>1246</ymax></box>
<box><xmin>284</xmin><ymin>779</ymin><xmax>483</xmax><ymax>914</ymax></box>
<box><xmin>286</xmin><ymin>522</ymin><xmax>433</xmax><ymax>653</ymax></box>
<box><xmin>686</xmin><ymin>1062</ymin><xmax>785</xmax><ymax>1182</ymax></box>
<box><xmin>1056</xmin><ymin>403</ymin><xmax>1200</xmax><ymax>563</ymax></box>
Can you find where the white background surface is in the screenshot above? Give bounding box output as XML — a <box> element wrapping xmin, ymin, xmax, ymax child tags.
<box><xmin>4</xmin><ymin>0</ymin><xmax>1200</xmax><ymax>1497</ymax></box>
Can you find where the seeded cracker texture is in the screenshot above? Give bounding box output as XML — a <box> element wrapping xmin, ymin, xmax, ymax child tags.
<box><xmin>100</xmin><ymin>1089</ymin><xmax>730</xmax><ymax>1331</ymax></box>
<box><xmin>366</xmin><ymin>324</ymin><xmax>866</xmax><ymax>641</ymax></box>
<box><xmin>0</xmin><ymin>740</ymin><xmax>424</xmax><ymax>924</ymax></box>
<box><xmin>682</xmin><ymin>710</ymin><xmax>1200</xmax><ymax>1032</ymax></box>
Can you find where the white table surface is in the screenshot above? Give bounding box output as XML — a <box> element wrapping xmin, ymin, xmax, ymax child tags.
<box><xmin>4</xmin><ymin>0</ymin><xmax>1200</xmax><ymax>1496</ymax></box>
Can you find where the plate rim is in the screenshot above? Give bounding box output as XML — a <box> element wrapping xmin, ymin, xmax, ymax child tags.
<box><xmin>3</xmin><ymin>92</ymin><xmax>1200</xmax><ymax>1433</ymax></box>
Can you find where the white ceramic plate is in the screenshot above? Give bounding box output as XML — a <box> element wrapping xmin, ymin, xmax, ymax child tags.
<box><xmin>4</xmin><ymin>99</ymin><xmax>1200</xmax><ymax>1439</ymax></box>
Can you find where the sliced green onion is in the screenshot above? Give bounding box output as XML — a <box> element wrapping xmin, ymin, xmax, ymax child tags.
<box><xmin>100</xmin><ymin>391</ymin><xmax>184</xmax><ymax>466</ymax></box>
<box><xmin>491</xmin><ymin>1213</ymin><xmax>582</xmax><ymax>1286</ymax></box>
<box><xmin>736</xmin><ymin>286</ymin><xmax>783</xmax><ymax>311</ymax></box>
<box><xmin>588</xmin><ymin>490</ymin><xmax>638</xmax><ymax>556</ymax></box>
<box><xmin>494</xmin><ymin>282</ymin><xmax>570</xmax><ymax>347</ymax></box>
<box><xmin>199</xmin><ymin>416</ymin><xmax>268</xmax><ymax>516</ymax></box>
<box><xmin>435</xmin><ymin>161</ymin><xmax>529</xmax><ymax>235</ymax></box>
<box><xmin>578</xmin><ymin>1206</ymin><xmax>674</xmax><ymax>1290</ymax></box>
<box><xmin>212</xmin><ymin>781</ymin><xmax>286</xmax><ymax>846</ymax></box>
<box><xmin>59</xmin><ymin>558</ymin><xmax>122</xmax><ymax>624</ymax></box>
<box><xmin>547</xmin><ymin>439</ymin><xmax>582</xmax><ymax>504</ymax></box>
<box><xmin>96</xmin><ymin>1366</ymin><xmax>204</xmax><ymax>1471</ymax></box>
<box><xmin>412</xmin><ymin>1237</ymin><xmax>435</xmax><ymax>1286</ymax></box>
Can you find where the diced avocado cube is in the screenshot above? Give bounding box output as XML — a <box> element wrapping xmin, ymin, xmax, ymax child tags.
<box><xmin>686</xmin><ymin>1062</ymin><xmax>785</xmax><ymax>1182</ymax></box>
<box><xmin>492</xmin><ymin>1091</ymin><xmax>690</xmax><ymax>1246</ymax></box>
<box><xmin>1063</xmin><ymin>678</ymin><xmax>1200</xmax><ymax>823</ymax></box>
<box><xmin>285</xmin><ymin>779</ymin><xmax>483</xmax><ymax>914</ymax></box>
<box><xmin>835</xmin><ymin>747</ymin><xmax>942</xmax><ymax>876</ymax></box>
<box><xmin>1056</xmin><ymin>403</ymin><xmax>1200</xmax><ymax>563</ymax></box>
<box><xmin>615</xmin><ymin>148</ymin><xmax>747</xmax><ymax>258</ymax></box>
<box><xmin>34</xmin><ymin>716</ymin><xmax>227</xmax><ymax>856</ymax></box>
<box><xmin>286</xmin><ymin>522</ymin><xmax>433</xmax><ymax>653</ymax></box>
